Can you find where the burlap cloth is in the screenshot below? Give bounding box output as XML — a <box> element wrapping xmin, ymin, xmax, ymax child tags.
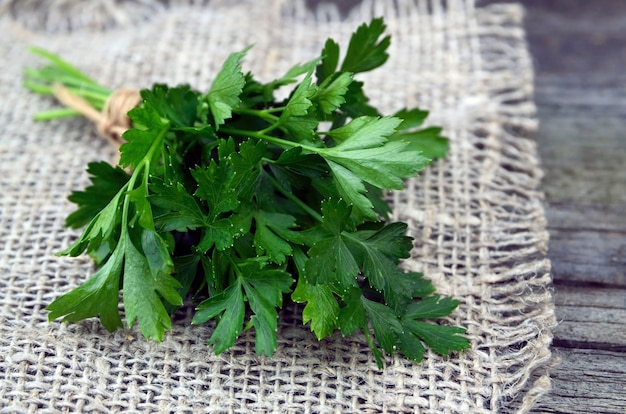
<box><xmin>0</xmin><ymin>0</ymin><xmax>556</xmax><ymax>412</ymax></box>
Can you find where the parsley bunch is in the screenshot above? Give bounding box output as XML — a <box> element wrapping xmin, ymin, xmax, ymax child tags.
<box><xmin>25</xmin><ymin>18</ymin><xmax>469</xmax><ymax>367</ymax></box>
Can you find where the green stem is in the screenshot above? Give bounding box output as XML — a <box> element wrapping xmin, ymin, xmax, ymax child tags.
<box><xmin>25</xmin><ymin>47</ymin><xmax>114</xmax><ymax>120</ymax></box>
<box><xmin>219</xmin><ymin>127</ymin><xmax>320</xmax><ymax>153</ymax></box>
<box><xmin>234</xmin><ymin>107</ymin><xmax>280</xmax><ymax>123</ymax></box>
<box><xmin>33</xmin><ymin>108</ymin><xmax>82</xmax><ymax>121</ymax></box>
<box><xmin>119</xmin><ymin>124</ymin><xmax>170</xmax><ymax>234</ymax></box>
<box><xmin>266</xmin><ymin>174</ymin><xmax>323</xmax><ymax>223</ymax></box>
<box><xmin>231</xmin><ymin>108</ymin><xmax>284</xmax><ymax>135</ymax></box>
<box><xmin>28</xmin><ymin>46</ymin><xmax>100</xmax><ymax>85</ymax></box>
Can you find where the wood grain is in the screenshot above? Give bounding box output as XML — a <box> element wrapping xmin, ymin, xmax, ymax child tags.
<box><xmin>519</xmin><ymin>0</ymin><xmax>626</xmax><ymax>412</ymax></box>
<box><xmin>553</xmin><ymin>284</ymin><xmax>626</xmax><ymax>351</ymax></box>
<box><xmin>533</xmin><ymin>348</ymin><xmax>626</xmax><ymax>414</ymax></box>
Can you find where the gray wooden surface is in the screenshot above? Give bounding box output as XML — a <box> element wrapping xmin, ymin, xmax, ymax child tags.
<box><xmin>517</xmin><ymin>1</ymin><xmax>626</xmax><ymax>412</ymax></box>
<box><xmin>312</xmin><ymin>1</ymin><xmax>626</xmax><ymax>412</ymax></box>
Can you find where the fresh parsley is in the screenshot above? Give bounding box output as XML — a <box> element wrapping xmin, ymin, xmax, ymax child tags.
<box><xmin>25</xmin><ymin>18</ymin><xmax>469</xmax><ymax>368</ymax></box>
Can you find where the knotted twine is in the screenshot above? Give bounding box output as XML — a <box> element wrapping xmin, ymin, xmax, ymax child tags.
<box><xmin>52</xmin><ymin>83</ymin><xmax>141</xmax><ymax>148</ymax></box>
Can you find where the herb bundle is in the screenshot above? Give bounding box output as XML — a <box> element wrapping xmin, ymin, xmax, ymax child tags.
<box><xmin>25</xmin><ymin>18</ymin><xmax>469</xmax><ymax>367</ymax></box>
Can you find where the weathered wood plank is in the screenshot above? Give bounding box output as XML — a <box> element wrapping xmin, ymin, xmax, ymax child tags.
<box><xmin>515</xmin><ymin>2</ymin><xmax>626</xmax><ymax>413</ymax></box>
<box><xmin>532</xmin><ymin>348</ymin><xmax>626</xmax><ymax>414</ymax></box>
<box><xmin>552</xmin><ymin>284</ymin><xmax>626</xmax><ymax>349</ymax></box>
<box><xmin>511</xmin><ymin>0</ymin><xmax>626</xmax><ymax>288</ymax></box>
<box><xmin>547</xmin><ymin>228</ymin><xmax>626</xmax><ymax>286</ymax></box>
<box><xmin>533</xmin><ymin>74</ymin><xmax>626</xmax><ymax>288</ymax></box>
<box><xmin>535</xmin><ymin>111</ymin><xmax>626</xmax><ymax>208</ymax></box>
<box><xmin>545</xmin><ymin>203</ymin><xmax>626</xmax><ymax>233</ymax></box>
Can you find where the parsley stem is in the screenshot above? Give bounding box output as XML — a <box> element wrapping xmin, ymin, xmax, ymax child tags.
<box><xmin>119</xmin><ymin>124</ymin><xmax>169</xmax><ymax>234</ymax></box>
<box><xmin>234</xmin><ymin>107</ymin><xmax>280</xmax><ymax>122</ymax></box>
<box><xmin>266</xmin><ymin>174</ymin><xmax>323</xmax><ymax>223</ymax></box>
<box><xmin>33</xmin><ymin>108</ymin><xmax>82</xmax><ymax>121</ymax></box>
<box><xmin>264</xmin><ymin>106</ymin><xmax>287</xmax><ymax>114</ymax></box>
<box><xmin>219</xmin><ymin>127</ymin><xmax>320</xmax><ymax>154</ymax></box>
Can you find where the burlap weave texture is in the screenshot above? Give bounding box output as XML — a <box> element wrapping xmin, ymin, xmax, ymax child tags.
<box><xmin>0</xmin><ymin>1</ymin><xmax>556</xmax><ymax>412</ymax></box>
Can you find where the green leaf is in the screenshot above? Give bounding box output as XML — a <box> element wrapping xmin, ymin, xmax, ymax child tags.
<box><xmin>389</xmin><ymin>108</ymin><xmax>449</xmax><ymax>160</ymax></box>
<box><xmin>127</xmin><ymin>179</ymin><xmax>155</xmax><ymax>231</ymax></box>
<box><xmin>383</xmin><ymin>271</ymin><xmax>436</xmax><ymax>313</ymax></box>
<box><xmin>401</xmin><ymin>320</ymin><xmax>469</xmax><ymax>357</ymax></box>
<box><xmin>316</xmin><ymin>38</ymin><xmax>340</xmax><ymax>83</ymax></box>
<box><xmin>151</xmin><ymin>179</ymin><xmax>207</xmax><ymax>232</ymax></box>
<box><xmin>396</xmin><ymin>296</ymin><xmax>469</xmax><ymax>360</ymax></box>
<box><xmin>340</xmin><ymin>80</ymin><xmax>380</xmax><ymax>119</ymax></box>
<box><xmin>341</xmin><ymin>17</ymin><xmax>390</xmax><ymax>73</ymax></box>
<box><xmin>280</xmin><ymin>115</ymin><xmax>319</xmax><ymax>143</ymax></box>
<box><xmin>65</xmin><ymin>161</ymin><xmax>130</xmax><ymax>228</ymax></box>
<box><xmin>273</xmin><ymin>147</ymin><xmax>328</xmax><ymax>179</ymax></box>
<box><xmin>325</xmin><ymin>160</ymin><xmax>375</xmax><ymax>220</ymax></box>
<box><xmin>313</xmin><ymin>72</ymin><xmax>353</xmax><ymax>115</ymax></box>
<box><xmin>240</xmin><ymin>263</ymin><xmax>293</xmax><ymax>356</ymax></box>
<box><xmin>343</xmin><ymin>222</ymin><xmax>418</xmax><ymax>310</ymax></box>
<box><xmin>394</xmin><ymin>108</ymin><xmax>429</xmax><ymax>130</ymax></box>
<box><xmin>141</xmin><ymin>84</ymin><xmax>198</xmax><ymax>128</ymax></box>
<box><xmin>305</xmin><ymin>199</ymin><xmax>359</xmax><ymax>287</ymax></box>
<box><xmin>337</xmin><ymin>287</ymin><xmax>366</xmax><ymax>336</ymax></box>
<box><xmin>404</xmin><ymin>295</ymin><xmax>462</xmax><ymax>320</ymax></box>
<box><xmin>316</xmin><ymin>117</ymin><xmax>431</xmax><ymax>219</ymax></box>
<box><xmin>361</xmin><ymin>297</ymin><xmax>403</xmax><ymax>354</ymax></box>
<box><xmin>123</xmin><ymin>231</ymin><xmax>180</xmax><ymax>341</ymax></box>
<box><xmin>326</xmin><ymin>116</ymin><xmax>399</xmax><ymax>150</ymax></box>
<box><xmin>50</xmin><ymin>226</ymin><xmax>181</xmax><ymax>342</ymax></box>
<box><xmin>197</xmin><ymin>218</ymin><xmax>237</xmax><ymax>252</ymax></box>
<box><xmin>389</xmin><ymin>127</ymin><xmax>449</xmax><ymax>160</ymax></box>
<box><xmin>191</xmin><ymin>160</ymin><xmax>239</xmax><ymax>220</ymax></box>
<box><xmin>319</xmin><ymin>198</ymin><xmax>352</xmax><ymax>235</ymax></box>
<box><xmin>262</xmin><ymin>57</ymin><xmax>321</xmax><ymax>95</ymax></box>
<box><xmin>396</xmin><ymin>327</ymin><xmax>427</xmax><ymax>362</ymax></box>
<box><xmin>228</xmin><ymin>139</ymin><xmax>267</xmax><ymax>199</ymax></box>
<box><xmin>306</xmin><ymin>235</ymin><xmax>359</xmax><ymax>288</ymax></box>
<box><xmin>292</xmin><ymin>278</ymin><xmax>339</xmax><ymax>340</ymax></box>
<box><xmin>253</xmin><ymin>211</ymin><xmax>299</xmax><ymax>264</ymax></box>
<box><xmin>47</xmin><ymin>241</ymin><xmax>124</xmax><ymax>332</ymax></box>
<box><xmin>207</xmin><ymin>48</ymin><xmax>249</xmax><ymax>128</ymax></box>
<box><xmin>119</xmin><ymin>102</ymin><xmax>169</xmax><ymax>170</ymax></box>
<box><xmin>59</xmin><ymin>189</ymin><xmax>124</xmax><ymax>257</ymax></box>
<box><xmin>280</xmin><ymin>72</ymin><xmax>317</xmax><ymax>120</ymax></box>
<box><xmin>141</xmin><ymin>229</ymin><xmax>175</xmax><ymax>288</ymax></box>
<box><xmin>166</xmin><ymin>254</ymin><xmax>201</xmax><ymax>313</ymax></box>
<box><xmin>193</xmin><ymin>280</ymin><xmax>245</xmax><ymax>354</ymax></box>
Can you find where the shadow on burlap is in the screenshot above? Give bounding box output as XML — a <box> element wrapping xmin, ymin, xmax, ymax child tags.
<box><xmin>0</xmin><ymin>1</ymin><xmax>557</xmax><ymax>412</ymax></box>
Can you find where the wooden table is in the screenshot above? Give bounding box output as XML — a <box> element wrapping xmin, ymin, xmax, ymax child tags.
<box><xmin>513</xmin><ymin>1</ymin><xmax>626</xmax><ymax>412</ymax></box>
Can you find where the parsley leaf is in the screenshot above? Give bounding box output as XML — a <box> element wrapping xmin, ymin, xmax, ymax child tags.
<box><xmin>389</xmin><ymin>108</ymin><xmax>449</xmax><ymax>160</ymax></box>
<box><xmin>313</xmin><ymin>72</ymin><xmax>353</xmax><ymax>116</ymax></box>
<box><xmin>47</xmin><ymin>241</ymin><xmax>124</xmax><ymax>332</ymax></box>
<box><xmin>317</xmin><ymin>116</ymin><xmax>429</xmax><ymax>219</ymax></box>
<box><xmin>193</xmin><ymin>259</ymin><xmax>293</xmax><ymax>356</ymax></box>
<box><xmin>341</xmin><ymin>17</ymin><xmax>390</xmax><ymax>73</ymax></box>
<box><xmin>292</xmin><ymin>278</ymin><xmax>340</xmax><ymax>339</ymax></box>
<box><xmin>192</xmin><ymin>279</ymin><xmax>245</xmax><ymax>354</ymax></box>
<box><xmin>253</xmin><ymin>211</ymin><xmax>299</xmax><ymax>264</ymax></box>
<box><xmin>65</xmin><ymin>161</ymin><xmax>129</xmax><ymax>228</ymax></box>
<box><xmin>206</xmin><ymin>48</ymin><xmax>249</xmax><ymax>128</ymax></box>
<box><xmin>123</xmin><ymin>230</ymin><xmax>181</xmax><ymax>340</ymax></box>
